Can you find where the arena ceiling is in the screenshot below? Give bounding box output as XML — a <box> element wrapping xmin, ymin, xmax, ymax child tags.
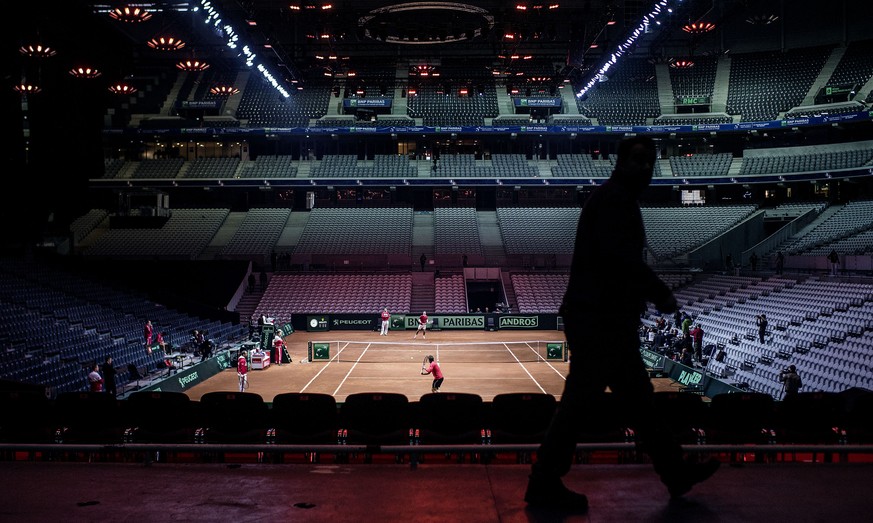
<box><xmin>7</xmin><ymin>0</ymin><xmax>811</xmax><ymax>91</ymax></box>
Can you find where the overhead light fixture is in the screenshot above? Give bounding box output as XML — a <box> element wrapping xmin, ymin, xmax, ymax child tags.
<box><xmin>746</xmin><ymin>14</ymin><xmax>779</xmax><ymax>25</ymax></box>
<box><xmin>69</xmin><ymin>66</ymin><xmax>102</xmax><ymax>78</ymax></box>
<box><xmin>647</xmin><ymin>55</ymin><xmax>673</xmax><ymax>65</ymax></box>
<box><xmin>109</xmin><ymin>83</ymin><xmax>137</xmax><ymax>94</ymax></box>
<box><xmin>14</xmin><ymin>83</ymin><xmax>41</xmax><ymax>94</ymax></box>
<box><xmin>109</xmin><ymin>6</ymin><xmax>152</xmax><ymax>23</ymax></box>
<box><xmin>176</xmin><ymin>59</ymin><xmax>210</xmax><ymax>71</ymax></box>
<box><xmin>147</xmin><ymin>36</ymin><xmax>186</xmax><ymax>51</ymax></box>
<box><xmin>19</xmin><ymin>44</ymin><xmax>56</xmax><ymax>58</ymax></box>
<box><xmin>682</xmin><ymin>22</ymin><xmax>715</xmax><ymax>34</ymax></box>
<box><xmin>210</xmin><ymin>85</ymin><xmax>240</xmax><ymax>95</ymax></box>
<box><xmin>670</xmin><ymin>59</ymin><xmax>695</xmax><ymax>69</ymax></box>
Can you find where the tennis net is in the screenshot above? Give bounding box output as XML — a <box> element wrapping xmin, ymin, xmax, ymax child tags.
<box><xmin>307</xmin><ymin>340</ymin><xmax>567</xmax><ymax>363</ymax></box>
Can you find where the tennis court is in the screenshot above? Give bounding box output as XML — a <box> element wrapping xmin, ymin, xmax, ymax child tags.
<box><xmin>184</xmin><ymin>329</ymin><xmax>571</xmax><ymax>402</ymax></box>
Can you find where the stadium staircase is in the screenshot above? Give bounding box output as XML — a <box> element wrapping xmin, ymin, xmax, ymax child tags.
<box><xmin>199</xmin><ymin>212</ymin><xmax>245</xmax><ymax>260</ymax></box>
<box><xmin>234</xmin><ymin>283</ymin><xmax>266</xmax><ymax>327</ymax></box>
<box><xmin>765</xmin><ymin>204</ymin><xmax>843</xmax><ymax>260</ymax></box>
<box><xmin>476</xmin><ymin>211</ymin><xmax>505</xmax><ymax>264</ymax></box>
<box><xmin>412</xmin><ymin>212</ymin><xmax>434</xmax><ymax>258</ymax></box>
<box><xmin>655</xmin><ymin>63</ymin><xmax>674</xmax><ymax>115</ymax></box>
<box><xmin>500</xmin><ymin>270</ymin><xmax>518</xmax><ymax>312</ymax></box>
<box><xmin>801</xmin><ymin>46</ymin><xmax>847</xmax><ymax>106</ymax></box>
<box><xmin>711</xmin><ymin>57</ymin><xmax>731</xmax><ymax>113</ymax></box>
<box><xmin>276</xmin><ymin>211</ymin><xmax>308</xmax><ymax>252</ymax></box>
<box><xmin>494</xmin><ymin>82</ymin><xmax>513</xmax><ymax>116</ymax></box>
<box><xmin>410</xmin><ymin>272</ymin><xmax>435</xmax><ymax>314</ymax></box>
<box><xmin>559</xmin><ymin>85</ymin><xmax>580</xmax><ymax>114</ymax></box>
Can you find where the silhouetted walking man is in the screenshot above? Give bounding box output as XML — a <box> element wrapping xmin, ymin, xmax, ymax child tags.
<box><xmin>525</xmin><ymin>136</ymin><xmax>719</xmax><ymax>512</ymax></box>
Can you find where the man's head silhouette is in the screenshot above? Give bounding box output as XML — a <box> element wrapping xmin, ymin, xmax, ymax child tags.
<box><xmin>612</xmin><ymin>136</ymin><xmax>657</xmax><ymax>195</ymax></box>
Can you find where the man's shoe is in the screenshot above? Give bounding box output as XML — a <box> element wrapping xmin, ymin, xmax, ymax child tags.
<box><xmin>524</xmin><ymin>476</ymin><xmax>588</xmax><ymax>512</ymax></box>
<box><xmin>662</xmin><ymin>458</ymin><xmax>720</xmax><ymax>498</ymax></box>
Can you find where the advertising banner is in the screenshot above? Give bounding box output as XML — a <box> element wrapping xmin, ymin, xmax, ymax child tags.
<box><xmin>306</xmin><ymin>315</ymin><xmax>330</xmax><ymax>332</ymax></box>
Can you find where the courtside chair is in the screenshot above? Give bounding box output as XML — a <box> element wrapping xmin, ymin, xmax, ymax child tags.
<box><xmin>339</xmin><ymin>392</ymin><xmax>411</xmax><ymax>463</ymax></box>
<box><xmin>269</xmin><ymin>392</ymin><xmax>338</xmax><ymax>463</ymax></box>
<box><xmin>651</xmin><ymin>391</ymin><xmax>709</xmax><ymax>446</ymax></box>
<box><xmin>198</xmin><ymin>391</ymin><xmax>269</xmax><ymax>462</ymax></box>
<box><xmin>489</xmin><ymin>392</ymin><xmax>557</xmax><ymax>463</ymax></box>
<box><xmin>414</xmin><ymin>392</ymin><xmax>486</xmax><ymax>463</ymax></box>
<box><xmin>124</xmin><ymin>391</ymin><xmax>197</xmax><ymax>462</ymax></box>
<box><xmin>0</xmin><ymin>390</ymin><xmax>56</xmax><ymax>459</ymax></box>
<box><xmin>55</xmin><ymin>391</ymin><xmax>126</xmax><ymax>462</ymax></box>
<box><xmin>775</xmin><ymin>391</ymin><xmax>847</xmax><ymax>463</ymax></box>
<box><xmin>706</xmin><ymin>391</ymin><xmax>777</xmax><ymax>463</ymax></box>
<box><xmin>843</xmin><ymin>389</ymin><xmax>873</xmax><ymax>444</ymax></box>
<box><xmin>574</xmin><ymin>393</ymin><xmax>637</xmax><ymax>464</ymax></box>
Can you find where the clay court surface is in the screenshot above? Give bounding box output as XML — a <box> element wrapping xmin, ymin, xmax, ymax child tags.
<box><xmin>184</xmin><ymin>329</ymin><xmax>683</xmax><ymax>402</ymax></box>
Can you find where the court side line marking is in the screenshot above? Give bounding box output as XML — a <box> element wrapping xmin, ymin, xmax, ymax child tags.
<box><xmin>508</xmin><ymin>343</ymin><xmax>547</xmax><ymax>394</ymax></box>
<box><xmin>300</xmin><ymin>341</ymin><xmax>351</xmax><ymax>393</ymax></box>
<box><xmin>332</xmin><ymin>343</ymin><xmax>371</xmax><ymax>396</ymax></box>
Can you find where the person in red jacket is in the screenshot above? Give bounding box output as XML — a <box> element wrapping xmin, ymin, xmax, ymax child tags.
<box><xmin>272</xmin><ymin>330</ymin><xmax>286</xmax><ymax>365</ymax></box>
<box><xmin>689</xmin><ymin>324</ymin><xmax>704</xmax><ymax>361</ymax></box>
<box><xmin>144</xmin><ymin>320</ymin><xmax>154</xmax><ymax>349</ymax></box>
<box><xmin>237</xmin><ymin>351</ymin><xmax>249</xmax><ymax>392</ymax></box>
<box><xmin>379</xmin><ymin>307</ymin><xmax>391</xmax><ymax>336</ymax></box>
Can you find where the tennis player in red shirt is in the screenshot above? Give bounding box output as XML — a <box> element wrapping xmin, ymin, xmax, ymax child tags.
<box><xmin>413</xmin><ymin>311</ymin><xmax>428</xmax><ymax>339</ymax></box>
<box><xmin>421</xmin><ymin>355</ymin><xmax>443</xmax><ymax>393</ymax></box>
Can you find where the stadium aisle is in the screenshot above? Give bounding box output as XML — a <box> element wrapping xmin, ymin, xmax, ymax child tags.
<box><xmin>1</xmin><ymin>461</ymin><xmax>869</xmax><ymax>522</ymax></box>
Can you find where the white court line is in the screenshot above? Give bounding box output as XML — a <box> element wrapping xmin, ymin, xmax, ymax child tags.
<box><xmin>332</xmin><ymin>343</ymin><xmax>371</xmax><ymax>396</ymax></box>
<box><xmin>300</xmin><ymin>341</ymin><xmax>351</xmax><ymax>393</ymax></box>
<box><xmin>508</xmin><ymin>343</ymin><xmax>547</xmax><ymax>394</ymax></box>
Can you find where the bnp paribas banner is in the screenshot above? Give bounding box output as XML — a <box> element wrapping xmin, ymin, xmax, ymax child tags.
<box><xmin>404</xmin><ymin>315</ymin><xmax>485</xmax><ymax>329</ymax></box>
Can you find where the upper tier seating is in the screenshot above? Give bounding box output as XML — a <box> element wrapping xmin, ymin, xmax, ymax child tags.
<box><xmin>826</xmin><ymin>39</ymin><xmax>873</xmax><ymax>91</ymax></box>
<box><xmin>739</xmin><ymin>141</ymin><xmax>873</xmax><ymax>175</ymax></box>
<box><xmin>293</xmin><ymin>207</ymin><xmax>413</xmax><ymax>255</ymax></box>
<box><xmin>577</xmin><ymin>59</ymin><xmax>660</xmax><ymax>125</ymax></box>
<box><xmin>182</xmin><ymin>157</ymin><xmax>240</xmax><ymax>179</ymax></box>
<box><xmin>309</xmin><ymin>155</ymin><xmax>416</xmax><ymax>178</ymax></box>
<box><xmin>727</xmin><ymin>47</ymin><xmax>831</xmax><ymax>122</ymax></box>
<box><xmin>238</xmin><ymin>155</ymin><xmax>299</xmax><ymax>179</ymax></box>
<box><xmin>85</xmin><ymin>208</ymin><xmax>229</xmax><ymax>259</ymax></box>
<box><xmin>669</xmin><ymin>153</ymin><xmax>733</xmax><ymax>177</ymax></box>
<box><xmin>131</xmin><ymin>159</ymin><xmax>184</xmax><ymax>179</ymax></box>
<box><xmin>236</xmin><ymin>78</ymin><xmax>330</xmax><ymax>127</ymax></box>
<box><xmin>407</xmin><ymin>79</ymin><xmax>499</xmax><ymax>126</ymax></box>
<box><xmin>778</xmin><ymin>200</ymin><xmax>873</xmax><ymax>254</ymax></box>
<box><xmin>220</xmin><ymin>208</ymin><xmax>291</xmax><ymax>257</ymax></box>
<box><xmin>669</xmin><ymin>55</ymin><xmax>718</xmax><ymax>101</ymax></box>
<box><xmin>70</xmin><ymin>209</ymin><xmax>108</xmax><ymax>244</ymax></box>
<box><xmin>497</xmin><ymin>207</ymin><xmax>579</xmax><ymax>255</ymax></box>
<box><xmin>434</xmin><ymin>207</ymin><xmax>483</xmax><ymax>255</ymax></box>
<box><xmin>642</xmin><ymin>205</ymin><xmax>757</xmax><ymax>259</ymax></box>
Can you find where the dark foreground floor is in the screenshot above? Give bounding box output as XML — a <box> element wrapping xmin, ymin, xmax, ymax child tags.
<box><xmin>0</xmin><ymin>461</ymin><xmax>870</xmax><ymax>522</ymax></box>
